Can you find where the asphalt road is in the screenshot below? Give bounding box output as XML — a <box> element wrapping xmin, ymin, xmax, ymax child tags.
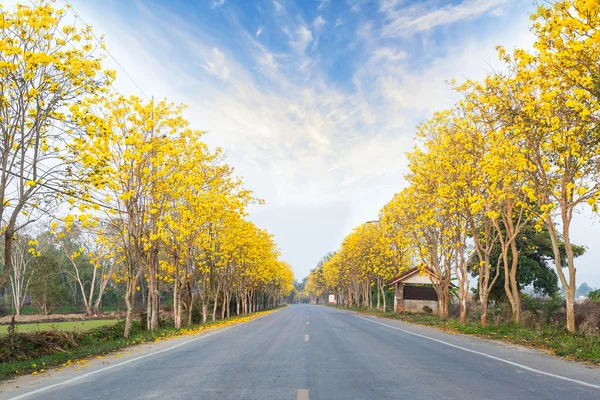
<box><xmin>1</xmin><ymin>305</ymin><xmax>599</xmax><ymax>400</ymax></box>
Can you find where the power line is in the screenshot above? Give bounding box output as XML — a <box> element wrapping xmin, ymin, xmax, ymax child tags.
<box><xmin>59</xmin><ymin>0</ymin><xmax>152</xmax><ymax>101</ymax></box>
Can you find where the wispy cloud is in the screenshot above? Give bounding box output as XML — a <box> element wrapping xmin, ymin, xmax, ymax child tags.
<box><xmin>202</xmin><ymin>47</ymin><xmax>230</xmax><ymax>81</ymax></box>
<box><xmin>211</xmin><ymin>0</ymin><xmax>225</xmax><ymax>9</ymax></box>
<box><xmin>77</xmin><ymin>0</ymin><xmax>541</xmax><ymax>278</ymax></box>
<box><xmin>313</xmin><ymin>16</ymin><xmax>326</xmax><ymax>32</ymax></box>
<box><xmin>381</xmin><ymin>0</ymin><xmax>511</xmax><ymax>37</ymax></box>
<box><xmin>290</xmin><ymin>25</ymin><xmax>313</xmax><ymax>55</ymax></box>
<box><xmin>273</xmin><ymin>0</ymin><xmax>283</xmax><ymax>15</ymax></box>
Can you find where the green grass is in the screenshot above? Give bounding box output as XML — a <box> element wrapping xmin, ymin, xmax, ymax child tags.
<box><xmin>330</xmin><ymin>305</ymin><xmax>600</xmax><ymax>365</ymax></box>
<box><xmin>0</xmin><ymin>320</ymin><xmax>119</xmax><ymax>334</ymax></box>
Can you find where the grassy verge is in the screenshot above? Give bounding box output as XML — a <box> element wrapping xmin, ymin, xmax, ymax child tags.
<box><xmin>0</xmin><ymin>307</ymin><xmax>283</xmax><ymax>381</ymax></box>
<box><xmin>330</xmin><ymin>305</ymin><xmax>600</xmax><ymax>365</ymax></box>
<box><xmin>0</xmin><ymin>320</ymin><xmax>119</xmax><ymax>334</ymax></box>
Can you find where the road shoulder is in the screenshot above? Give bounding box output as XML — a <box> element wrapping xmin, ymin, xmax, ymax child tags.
<box><xmin>326</xmin><ymin>306</ymin><xmax>600</xmax><ymax>388</ymax></box>
<box><xmin>0</xmin><ymin>308</ymin><xmax>284</xmax><ymax>400</ymax></box>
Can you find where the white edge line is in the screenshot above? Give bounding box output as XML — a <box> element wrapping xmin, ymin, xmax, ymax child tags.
<box><xmin>354</xmin><ymin>315</ymin><xmax>600</xmax><ymax>390</ymax></box>
<box><xmin>8</xmin><ymin>311</ymin><xmax>280</xmax><ymax>400</ymax></box>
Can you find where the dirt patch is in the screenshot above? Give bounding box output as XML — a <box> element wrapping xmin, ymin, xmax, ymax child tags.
<box><xmin>0</xmin><ymin>313</ymin><xmax>123</xmax><ymax>325</ymax></box>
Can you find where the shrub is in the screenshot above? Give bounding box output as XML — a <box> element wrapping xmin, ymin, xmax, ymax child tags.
<box><xmin>522</xmin><ymin>294</ymin><xmax>563</xmax><ymax>326</ymax></box>
<box><xmin>588</xmin><ymin>289</ymin><xmax>600</xmax><ymax>302</ymax></box>
<box><xmin>574</xmin><ymin>300</ymin><xmax>600</xmax><ymax>335</ymax></box>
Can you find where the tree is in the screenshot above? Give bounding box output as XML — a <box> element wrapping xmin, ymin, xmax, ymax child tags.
<box><xmin>56</xmin><ymin>223</ymin><xmax>115</xmax><ymax>316</ymax></box>
<box><xmin>470</xmin><ymin>224</ymin><xmax>585</xmax><ymax>302</ymax></box>
<box><xmin>71</xmin><ymin>95</ymin><xmax>194</xmax><ymax>336</ymax></box>
<box><xmin>0</xmin><ymin>1</ymin><xmax>113</xmax><ymax>293</ymax></box>
<box><xmin>512</xmin><ymin>0</ymin><xmax>600</xmax><ymax>332</ymax></box>
<box><xmin>28</xmin><ymin>253</ymin><xmax>68</xmax><ymax>315</ymax></box>
<box><xmin>588</xmin><ymin>289</ymin><xmax>600</xmax><ymax>302</ymax></box>
<box><xmin>5</xmin><ymin>233</ymin><xmax>39</xmax><ymax>315</ymax></box>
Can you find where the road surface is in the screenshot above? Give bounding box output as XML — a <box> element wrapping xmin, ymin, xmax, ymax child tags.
<box><xmin>1</xmin><ymin>305</ymin><xmax>599</xmax><ymax>399</ymax></box>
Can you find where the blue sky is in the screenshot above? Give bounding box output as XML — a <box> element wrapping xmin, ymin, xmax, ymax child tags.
<box><xmin>69</xmin><ymin>0</ymin><xmax>600</xmax><ymax>288</ymax></box>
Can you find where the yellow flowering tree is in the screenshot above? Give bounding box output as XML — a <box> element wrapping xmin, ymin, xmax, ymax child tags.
<box><xmin>0</xmin><ymin>1</ymin><xmax>113</xmax><ymax>293</ymax></box>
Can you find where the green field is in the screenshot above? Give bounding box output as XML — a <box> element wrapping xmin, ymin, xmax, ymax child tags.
<box><xmin>0</xmin><ymin>319</ymin><xmax>119</xmax><ymax>334</ymax></box>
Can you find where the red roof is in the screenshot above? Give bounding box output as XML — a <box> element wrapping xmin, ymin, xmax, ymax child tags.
<box><xmin>389</xmin><ymin>267</ymin><xmax>454</xmax><ymax>287</ymax></box>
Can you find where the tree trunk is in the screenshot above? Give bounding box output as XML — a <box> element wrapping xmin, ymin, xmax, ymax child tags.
<box><xmin>187</xmin><ymin>295</ymin><xmax>194</xmax><ymax>327</ymax></box>
<box><xmin>151</xmin><ymin>273</ymin><xmax>159</xmax><ymax>331</ymax></box>
<box><xmin>0</xmin><ymin>228</ymin><xmax>14</xmax><ymax>294</ymax></box>
<box><xmin>376</xmin><ymin>280</ymin><xmax>381</xmax><ymax>310</ymax></box>
<box><xmin>202</xmin><ymin>301</ymin><xmax>208</xmax><ymax>324</ymax></box>
<box><xmin>124</xmin><ymin>288</ymin><xmax>133</xmax><ymax>338</ymax></box>
<box><xmin>221</xmin><ymin>290</ymin><xmax>227</xmax><ymax>320</ymax></box>
<box><xmin>438</xmin><ymin>291</ymin><xmax>449</xmax><ymax>319</ymax></box>
<box><xmin>212</xmin><ymin>294</ymin><xmax>218</xmax><ymax>321</ymax></box>
<box><xmin>173</xmin><ymin>267</ymin><xmax>180</xmax><ymax>329</ymax></box>
<box><xmin>176</xmin><ymin>295</ymin><xmax>182</xmax><ymax>329</ymax></box>
<box><xmin>480</xmin><ymin>294</ymin><xmax>488</xmax><ymax>327</ymax></box>
<box><xmin>226</xmin><ymin>292</ymin><xmax>231</xmax><ymax>318</ymax></box>
<box><xmin>565</xmin><ymin>290</ymin><xmax>575</xmax><ymax>333</ymax></box>
<box><xmin>506</xmin><ymin>239</ymin><xmax>521</xmax><ymax>324</ymax></box>
<box><xmin>146</xmin><ymin>286</ymin><xmax>152</xmax><ymax>330</ymax></box>
<box><xmin>88</xmin><ymin>264</ymin><xmax>98</xmax><ymax>315</ymax></box>
<box><xmin>545</xmin><ymin>212</ymin><xmax>577</xmax><ymax>333</ymax></box>
<box><xmin>438</xmin><ymin>299</ymin><xmax>448</xmax><ymax>318</ymax></box>
<box><xmin>459</xmin><ymin>297</ymin><xmax>467</xmax><ymax>324</ymax></box>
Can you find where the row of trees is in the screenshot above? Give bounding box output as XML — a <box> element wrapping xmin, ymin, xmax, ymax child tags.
<box><xmin>305</xmin><ymin>223</ymin><xmax>410</xmax><ymax>312</ymax></box>
<box><xmin>0</xmin><ymin>1</ymin><xmax>293</xmax><ymax>337</ymax></box>
<box><xmin>307</xmin><ymin>0</ymin><xmax>599</xmax><ymax>333</ymax></box>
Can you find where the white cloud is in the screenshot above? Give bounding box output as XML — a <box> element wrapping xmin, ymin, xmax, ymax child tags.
<box><xmin>273</xmin><ymin>1</ymin><xmax>283</xmax><ymax>15</ymax></box>
<box><xmin>371</xmin><ymin>47</ymin><xmax>407</xmax><ymax>62</ymax></box>
<box><xmin>317</xmin><ymin>0</ymin><xmax>329</xmax><ymax>11</ymax></box>
<box><xmin>290</xmin><ymin>25</ymin><xmax>313</xmax><ymax>55</ymax></box>
<box><xmin>313</xmin><ymin>16</ymin><xmax>326</xmax><ymax>32</ymax></box>
<box><xmin>70</xmin><ymin>0</ymin><xmax>600</xmax><ymax>287</ymax></box>
<box><xmin>256</xmin><ymin>26</ymin><xmax>264</xmax><ymax>37</ymax></box>
<box><xmin>212</xmin><ymin>0</ymin><xmax>225</xmax><ymax>8</ymax></box>
<box><xmin>490</xmin><ymin>8</ymin><xmax>505</xmax><ymax>17</ymax></box>
<box><xmin>202</xmin><ymin>47</ymin><xmax>230</xmax><ymax>81</ymax></box>
<box><xmin>335</xmin><ymin>17</ymin><xmax>343</xmax><ymax>28</ymax></box>
<box><xmin>381</xmin><ymin>0</ymin><xmax>511</xmax><ymax>37</ymax></box>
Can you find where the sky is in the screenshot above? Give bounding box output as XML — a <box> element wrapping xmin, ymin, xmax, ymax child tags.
<box><xmin>65</xmin><ymin>0</ymin><xmax>600</xmax><ymax>287</ymax></box>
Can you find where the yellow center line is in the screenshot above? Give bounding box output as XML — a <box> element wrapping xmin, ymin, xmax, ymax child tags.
<box><xmin>304</xmin><ymin>334</ymin><xmax>310</xmax><ymax>342</ymax></box>
<box><xmin>297</xmin><ymin>389</ymin><xmax>309</xmax><ymax>400</ymax></box>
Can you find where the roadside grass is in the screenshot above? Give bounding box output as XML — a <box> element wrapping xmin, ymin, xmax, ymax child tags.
<box><xmin>0</xmin><ymin>320</ymin><xmax>119</xmax><ymax>334</ymax></box>
<box><xmin>0</xmin><ymin>307</ymin><xmax>283</xmax><ymax>381</ymax></box>
<box><xmin>330</xmin><ymin>305</ymin><xmax>600</xmax><ymax>365</ymax></box>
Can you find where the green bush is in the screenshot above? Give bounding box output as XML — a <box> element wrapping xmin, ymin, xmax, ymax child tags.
<box><xmin>588</xmin><ymin>289</ymin><xmax>600</xmax><ymax>302</ymax></box>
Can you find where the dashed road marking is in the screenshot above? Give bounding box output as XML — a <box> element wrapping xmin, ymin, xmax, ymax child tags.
<box><xmin>304</xmin><ymin>334</ymin><xmax>310</xmax><ymax>342</ymax></box>
<box><xmin>297</xmin><ymin>389</ymin><xmax>309</xmax><ymax>400</ymax></box>
<box><xmin>306</xmin><ymin>321</ymin><xmax>309</xmax><ymax>325</ymax></box>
